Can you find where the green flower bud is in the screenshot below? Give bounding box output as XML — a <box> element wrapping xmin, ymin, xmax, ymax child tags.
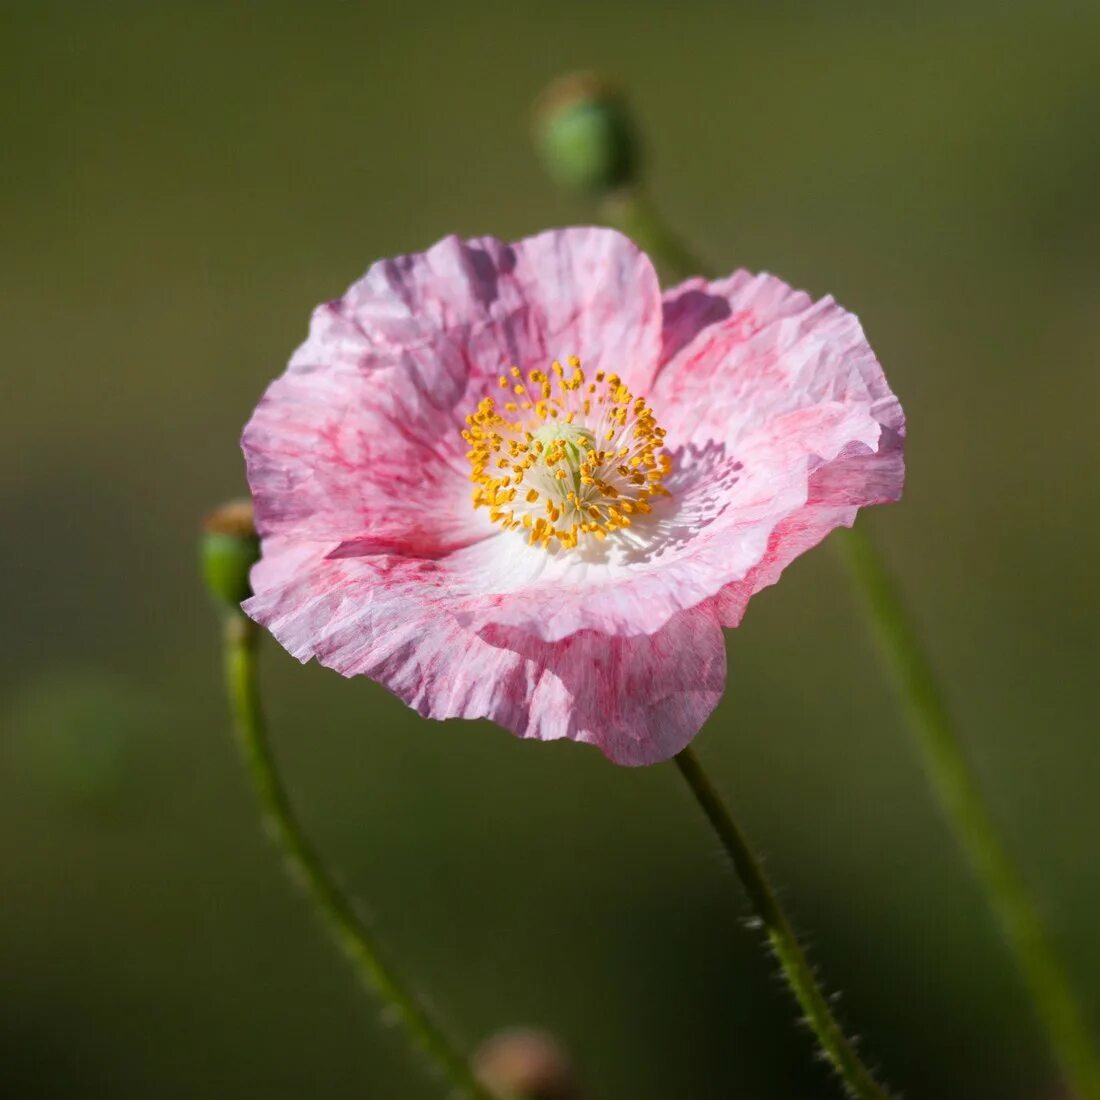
<box><xmin>200</xmin><ymin>499</ymin><xmax>260</xmax><ymax>611</ymax></box>
<box><xmin>534</xmin><ymin>72</ymin><xmax>639</xmax><ymax>196</ymax></box>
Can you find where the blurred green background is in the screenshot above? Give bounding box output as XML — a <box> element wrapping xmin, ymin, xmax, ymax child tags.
<box><xmin>3</xmin><ymin>3</ymin><xmax>1099</xmax><ymax>1097</ymax></box>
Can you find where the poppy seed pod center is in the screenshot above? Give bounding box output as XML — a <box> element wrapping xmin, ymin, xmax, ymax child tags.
<box><xmin>531</xmin><ymin>421</ymin><xmax>598</xmax><ymax>475</ymax></box>
<box><xmin>462</xmin><ymin>355</ymin><xmax>671</xmax><ymax>550</ymax></box>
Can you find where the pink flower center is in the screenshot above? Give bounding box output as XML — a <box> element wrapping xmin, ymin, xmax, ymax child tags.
<box><xmin>462</xmin><ymin>356</ymin><xmax>671</xmax><ymax>550</ymax></box>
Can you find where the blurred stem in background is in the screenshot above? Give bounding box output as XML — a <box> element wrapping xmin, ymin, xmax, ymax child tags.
<box><xmin>533</xmin><ymin>74</ymin><xmax>1100</xmax><ymax>1100</ymax></box>
<box><xmin>202</xmin><ymin>502</ymin><xmax>501</xmax><ymax>1100</ymax></box>
<box><xmin>834</xmin><ymin>527</ymin><xmax>1100</xmax><ymax>1100</ymax></box>
<box><xmin>675</xmin><ymin>747</ymin><xmax>893</xmax><ymax>1099</ymax></box>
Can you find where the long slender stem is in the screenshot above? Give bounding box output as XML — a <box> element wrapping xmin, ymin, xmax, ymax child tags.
<box><xmin>674</xmin><ymin>747</ymin><xmax>893</xmax><ymax>1099</ymax></box>
<box><xmin>605</xmin><ymin>184</ymin><xmax>1100</xmax><ymax>1099</ymax></box>
<box><xmin>602</xmin><ymin>189</ymin><xmax>707</xmax><ymax>282</ymax></box>
<box><xmin>835</xmin><ymin>524</ymin><xmax>1100</xmax><ymax>1099</ymax></box>
<box><xmin>222</xmin><ymin>613</ymin><xmax>498</xmax><ymax>1100</ymax></box>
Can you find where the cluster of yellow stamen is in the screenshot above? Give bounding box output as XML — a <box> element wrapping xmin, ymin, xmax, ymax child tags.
<box><xmin>462</xmin><ymin>355</ymin><xmax>671</xmax><ymax>549</ymax></box>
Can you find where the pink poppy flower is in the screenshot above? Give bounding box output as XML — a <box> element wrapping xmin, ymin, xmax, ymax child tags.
<box><xmin>242</xmin><ymin>228</ymin><xmax>904</xmax><ymax>766</ymax></box>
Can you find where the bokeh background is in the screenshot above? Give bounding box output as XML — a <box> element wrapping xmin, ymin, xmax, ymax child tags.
<box><xmin>4</xmin><ymin>3</ymin><xmax>1099</xmax><ymax>1097</ymax></box>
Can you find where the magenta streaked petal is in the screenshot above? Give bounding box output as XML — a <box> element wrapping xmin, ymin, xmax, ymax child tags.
<box><xmin>653</xmin><ymin>270</ymin><xmax>905</xmax><ymax>448</ymax></box>
<box><xmin>714</xmin><ymin>441</ymin><xmax>907</xmax><ymax>628</ymax></box>
<box><xmin>243</xmin><ymin>228</ymin><xmax>661</xmax><ymax>553</ymax></box>
<box><xmin>245</xmin><ymin>538</ymin><xmax>725</xmax><ymax>766</ymax></box>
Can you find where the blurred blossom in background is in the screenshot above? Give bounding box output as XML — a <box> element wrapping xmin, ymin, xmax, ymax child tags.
<box><xmin>3</xmin><ymin>3</ymin><xmax>1099</xmax><ymax>1098</ymax></box>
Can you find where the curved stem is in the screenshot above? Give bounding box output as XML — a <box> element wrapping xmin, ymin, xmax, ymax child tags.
<box><xmin>674</xmin><ymin>747</ymin><xmax>893</xmax><ymax>1100</ymax></box>
<box><xmin>222</xmin><ymin>614</ymin><xmax>498</xmax><ymax>1100</ymax></box>
<box><xmin>602</xmin><ymin>188</ymin><xmax>708</xmax><ymax>282</ymax></box>
<box><xmin>603</xmin><ymin>184</ymin><xmax>1100</xmax><ymax>1098</ymax></box>
<box><xmin>835</xmin><ymin>525</ymin><xmax>1100</xmax><ymax>1099</ymax></box>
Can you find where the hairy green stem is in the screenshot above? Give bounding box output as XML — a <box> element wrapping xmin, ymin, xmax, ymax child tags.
<box><xmin>674</xmin><ymin>747</ymin><xmax>893</xmax><ymax>1099</ymax></box>
<box><xmin>603</xmin><ymin>184</ymin><xmax>1100</xmax><ymax>1097</ymax></box>
<box><xmin>222</xmin><ymin>614</ymin><xmax>497</xmax><ymax>1100</ymax></box>
<box><xmin>835</xmin><ymin>525</ymin><xmax>1100</xmax><ymax>1099</ymax></box>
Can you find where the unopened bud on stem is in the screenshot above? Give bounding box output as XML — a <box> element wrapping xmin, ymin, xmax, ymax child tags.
<box><xmin>200</xmin><ymin>498</ymin><xmax>259</xmax><ymax>611</ymax></box>
<box><xmin>534</xmin><ymin>72</ymin><xmax>639</xmax><ymax>197</ymax></box>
